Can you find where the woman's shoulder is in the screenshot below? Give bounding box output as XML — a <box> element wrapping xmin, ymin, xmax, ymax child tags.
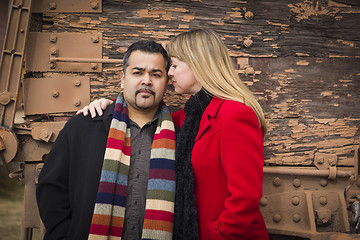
<box><xmin>213</xmin><ymin>98</ymin><xmax>259</xmax><ymax>126</ymax></box>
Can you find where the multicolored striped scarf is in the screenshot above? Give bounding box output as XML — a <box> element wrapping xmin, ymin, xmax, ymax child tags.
<box><xmin>88</xmin><ymin>94</ymin><xmax>176</xmax><ymax>240</ymax></box>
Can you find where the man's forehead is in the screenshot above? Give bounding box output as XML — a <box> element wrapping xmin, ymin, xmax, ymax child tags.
<box><xmin>128</xmin><ymin>51</ymin><xmax>165</xmax><ymax>70</ymax></box>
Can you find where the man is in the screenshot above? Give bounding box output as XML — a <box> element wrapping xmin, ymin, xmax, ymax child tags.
<box><xmin>36</xmin><ymin>40</ymin><xmax>176</xmax><ymax>240</ymax></box>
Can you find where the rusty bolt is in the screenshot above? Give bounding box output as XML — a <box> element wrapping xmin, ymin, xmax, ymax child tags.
<box><xmin>244</xmin><ymin>11</ymin><xmax>254</xmax><ymax>20</ymax></box>
<box><xmin>320</xmin><ymin>179</ymin><xmax>328</xmax><ymax>187</ymax></box>
<box><xmin>74</xmin><ymin>100</ymin><xmax>81</xmax><ymax>107</ymax></box>
<box><xmin>49</xmin><ymin>47</ymin><xmax>58</xmax><ymax>56</ymax></box>
<box><xmin>316</xmin><ymin>156</ymin><xmax>324</xmax><ymax>164</ymax></box>
<box><xmin>0</xmin><ymin>92</ymin><xmax>12</xmax><ymax>106</ymax></box>
<box><xmin>243</xmin><ymin>38</ymin><xmax>253</xmax><ymax>48</ymax></box>
<box><xmin>91</xmin><ymin>1</ymin><xmax>99</xmax><ymax>9</ymax></box>
<box><xmin>74</xmin><ymin>80</ymin><xmax>81</xmax><ymax>87</ymax></box>
<box><xmin>244</xmin><ymin>66</ymin><xmax>255</xmax><ymax>76</ymax></box>
<box><xmin>50</xmin><ymin>34</ymin><xmax>57</xmax><ymax>43</ymax></box>
<box><xmin>50</xmin><ymin>62</ymin><xmax>56</xmax><ymax>69</ymax></box>
<box><xmin>319</xmin><ymin>196</ymin><xmax>328</xmax><ymax>206</ymax></box>
<box><xmin>315</xmin><ymin>208</ymin><xmax>332</xmax><ymax>226</ymax></box>
<box><xmin>260</xmin><ymin>197</ymin><xmax>268</xmax><ymax>207</ymax></box>
<box><xmin>52</xmin><ymin>91</ymin><xmax>59</xmax><ymax>98</ymax></box>
<box><xmin>291</xmin><ymin>196</ymin><xmax>300</xmax><ymax>206</ymax></box>
<box><xmin>20</xmin><ymin>29</ymin><xmax>24</xmax><ymax>33</ymax></box>
<box><xmin>272</xmin><ymin>177</ymin><xmax>281</xmax><ymax>187</ymax></box>
<box><xmin>91</xmin><ymin>63</ymin><xmax>98</xmax><ymax>70</ymax></box>
<box><xmin>40</xmin><ymin>129</ymin><xmax>49</xmax><ymax>139</ymax></box>
<box><xmin>91</xmin><ymin>35</ymin><xmax>100</xmax><ymax>43</ymax></box>
<box><xmin>49</xmin><ymin>2</ymin><xmax>57</xmax><ymax>10</ymax></box>
<box><xmin>293</xmin><ymin>179</ymin><xmax>301</xmax><ymax>188</ymax></box>
<box><xmin>329</xmin><ymin>157</ymin><xmax>337</xmax><ymax>166</ymax></box>
<box><xmin>292</xmin><ymin>213</ymin><xmax>301</xmax><ymax>223</ymax></box>
<box><xmin>272</xmin><ymin>214</ymin><xmax>282</xmax><ymax>223</ymax></box>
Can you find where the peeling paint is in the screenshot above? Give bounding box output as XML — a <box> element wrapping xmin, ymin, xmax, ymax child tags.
<box><xmin>288</xmin><ymin>0</ymin><xmax>341</xmax><ymax>22</ymax></box>
<box><xmin>296</xmin><ymin>60</ymin><xmax>309</xmax><ymax>65</ymax></box>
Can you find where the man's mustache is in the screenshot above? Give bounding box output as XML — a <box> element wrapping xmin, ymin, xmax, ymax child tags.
<box><xmin>135</xmin><ymin>88</ymin><xmax>155</xmax><ymax>96</ymax></box>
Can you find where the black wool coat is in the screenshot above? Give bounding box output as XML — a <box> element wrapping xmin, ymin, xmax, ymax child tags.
<box><xmin>36</xmin><ymin>103</ymin><xmax>115</xmax><ymax>240</ymax></box>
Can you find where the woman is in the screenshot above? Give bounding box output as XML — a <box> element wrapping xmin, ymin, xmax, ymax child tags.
<box><xmin>79</xmin><ymin>29</ymin><xmax>269</xmax><ymax>240</ymax></box>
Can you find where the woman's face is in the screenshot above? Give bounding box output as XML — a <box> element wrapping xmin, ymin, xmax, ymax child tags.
<box><xmin>168</xmin><ymin>57</ymin><xmax>202</xmax><ymax>95</ymax></box>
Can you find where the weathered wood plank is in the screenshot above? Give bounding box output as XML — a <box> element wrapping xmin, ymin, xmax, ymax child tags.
<box><xmin>27</xmin><ymin>0</ymin><xmax>360</xmax><ymax>166</ymax></box>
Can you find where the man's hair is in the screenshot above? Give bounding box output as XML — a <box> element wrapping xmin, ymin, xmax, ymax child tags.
<box><xmin>123</xmin><ymin>40</ymin><xmax>170</xmax><ymax>74</ymax></box>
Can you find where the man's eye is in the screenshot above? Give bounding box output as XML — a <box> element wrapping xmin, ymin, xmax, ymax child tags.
<box><xmin>133</xmin><ymin>71</ymin><xmax>141</xmax><ymax>75</ymax></box>
<box><xmin>171</xmin><ymin>64</ymin><xmax>176</xmax><ymax>68</ymax></box>
<box><xmin>152</xmin><ymin>73</ymin><xmax>161</xmax><ymax>77</ymax></box>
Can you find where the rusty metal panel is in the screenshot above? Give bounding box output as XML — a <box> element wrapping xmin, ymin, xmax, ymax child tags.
<box><xmin>32</xmin><ymin>0</ymin><xmax>102</xmax><ymax>13</ymax></box>
<box><xmin>22</xmin><ymin>76</ymin><xmax>90</xmax><ymax>115</ymax></box>
<box><xmin>25</xmin><ymin>32</ymin><xmax>102</xmax><ymax>72</ymax></box>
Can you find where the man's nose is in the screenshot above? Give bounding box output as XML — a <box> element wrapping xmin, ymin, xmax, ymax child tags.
<box><xmin>142</xmin><ymin>73</ymin><xmax>152</xmax><ymax>85</ymax></box>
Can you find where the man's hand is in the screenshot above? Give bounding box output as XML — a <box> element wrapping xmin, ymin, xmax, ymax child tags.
<box><xmin>76</xmin><ymin>98</ymin><xmax>113</xmax><ymax>118</ymax></box>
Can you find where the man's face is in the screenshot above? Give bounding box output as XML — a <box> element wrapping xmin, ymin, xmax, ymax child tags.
<box><xmin>121</xmin><ymin>50</ymin><xmax>168</xmax><ymax>112</ymax></box>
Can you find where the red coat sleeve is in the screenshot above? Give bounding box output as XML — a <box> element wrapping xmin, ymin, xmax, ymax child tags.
<box><xmin>207</xmin><ymin>105</ymin><xmax>265</xmax><ymax>239</ymax></box>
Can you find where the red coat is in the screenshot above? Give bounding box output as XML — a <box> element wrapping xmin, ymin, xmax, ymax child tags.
<box><xmin>171</xmin><ymin>97</ymin><xmax>269</xmax><ymax>240</ymax></box>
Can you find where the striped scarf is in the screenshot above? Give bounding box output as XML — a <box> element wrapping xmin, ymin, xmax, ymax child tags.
<box><xmin>88</xmin><ymin>94</ymin><xmax>176</xmax><ymax>240</ymax></box>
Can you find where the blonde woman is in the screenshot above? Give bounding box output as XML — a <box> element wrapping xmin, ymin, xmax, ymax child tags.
<box><xmin>79</xmin><ymin>29</ymin><xmax>269</xmax><ymax>240</ymax></box>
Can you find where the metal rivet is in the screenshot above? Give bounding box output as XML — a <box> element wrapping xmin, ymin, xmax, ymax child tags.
<box><xmin>244</xmin><ymin>66</ymin><xmax>255</xmax><ymax>75</ymax></box>
<box><xmin>74</xmin><ymin>100</ymin><xmax>81</xmax><ymax>107</ymax></box>
<box><xmin>319</xmin><ymin>196</ymin><xmax>328</xmax><ymax>206</ymax></box>
<box><xmin>52</xmin><ymin>91</ymin><xmax>59</xmax><ymax>98</ymax></box>
<box><xmin>40</xmin><ymin>129</ymin><xmax>49</xmax><ymax>139</ymax></box>
<box><xmin>291</xmin><ymin>196</ymin><xmax>300</xmax><ymax>206</ymax></box>
<box><xmin>316</xmin><ymin>156</ymin><xmax>324</xmax><ymax>164</ymax></box>
<box><xmin>273</xmin><ymin>177</ymin><xmax>282</xmax><ymax>187</ymax></box>
<box><xmin>91</xmin><ymin>63</ymin><xmax>98</xmax><ymax>70</ymax></box>
<box><xmin>243</xmin><ymin>38</ymin><xmax>253</xmax><ymax>48</ymax></box>
<box><xmin>91</xmin><ymin>35</ymin><xmax>99</xmax><ymax>43</ymax></box>
<box><xmin>20</xmin><ymin>29</ymin><xmax>24</xmax><ymax>33</ymax></box>
<box><xmin>293</xmin><ymin>213</ymin><xmax>301</xmax><ymax>223</ymax></box>
<box><xmin>272</xmin><ymin>214</ymin><xmax>281</xmax><ymax>223</ymax></box>
<box><xmin>260</xmin><ymin>197</ymin><xmax>268</xmax><ymax>207</ymax></box>
<box><xmin>91</xmin><ymin>1</ymin><xmax>99</xmax><ymax>10</ymax></box>
<box><xmin>320</xmin><ymin>179</ymin><xmax>328</xmax><ymax>187</ymax></box>
<box><xmin>0</xmin><ymin>92</ymin><xmax>12</xmax><ymax>106</ymax></box>
<box><xmin>293</xmin><ymin>179</ymin><xmax>301</xmax><ymax>188</ymax></box>
<box><xmin>49</xmin><ymin>2</ymin><xmax>57</xmax><ymax>10</ymax></box>
<box><xmin>50</xmin><ymin>34</ymin><xmax>57</xmax><ymax>43</ymax></box>
<box><xmin>244</xmin><ymin>11</ymin><xmax>254</xmax><ymax>20</ymax></box>
<box><xmin>74</xmin><ymin>80</ymin><xmax>81</xmax><ymax>87</ymax></box>
<box><xmin>50</xmin><ymin>62</ymin><xmax>56</xmax><ymax>69</ymax></box>
<box><xmin>49</xmin><ymin>47</ymin><xmax>58</xmax><ymax>56</ymax></box>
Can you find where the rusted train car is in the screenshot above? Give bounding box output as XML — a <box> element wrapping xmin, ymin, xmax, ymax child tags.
<box><xmin>0</xmin><ymin>0</ymin><xmax>359</xmax><ymax>239</ymax></box>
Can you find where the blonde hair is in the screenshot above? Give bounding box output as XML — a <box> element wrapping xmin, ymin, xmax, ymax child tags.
<box><xmin>167</xmin><ymin>29</ymin><xmax>267</xmax><ymax>135</ymax></box>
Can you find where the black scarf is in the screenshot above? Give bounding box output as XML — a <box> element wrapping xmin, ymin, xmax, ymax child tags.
<box><xmin>173</xmin><ymin>89</ymin><xmax>213</xmax><ymax>240</ymax></box>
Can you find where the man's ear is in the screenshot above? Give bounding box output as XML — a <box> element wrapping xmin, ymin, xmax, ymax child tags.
<box><xmin>120</xmin><ymin>71</ymin><xmax>125</xmax><ymax>89</ymax></box>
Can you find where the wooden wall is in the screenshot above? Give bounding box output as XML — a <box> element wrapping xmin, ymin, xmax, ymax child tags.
<box><xmin>35</xmin><ymin>0</ymin><xmax>360</xmax><ymax>166</ymax></box>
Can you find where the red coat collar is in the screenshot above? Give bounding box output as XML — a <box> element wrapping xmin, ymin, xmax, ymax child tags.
<box><xmin>195</xmin><ymin>97</ymin><xmax>224</xmax><ymax>142</ymax></box>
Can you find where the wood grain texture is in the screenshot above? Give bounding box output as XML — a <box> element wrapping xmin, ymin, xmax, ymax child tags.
<box><xmin>28</xmin><ymin>0</ymin><xmax>359</xmax><ymax>165</ymax></box>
